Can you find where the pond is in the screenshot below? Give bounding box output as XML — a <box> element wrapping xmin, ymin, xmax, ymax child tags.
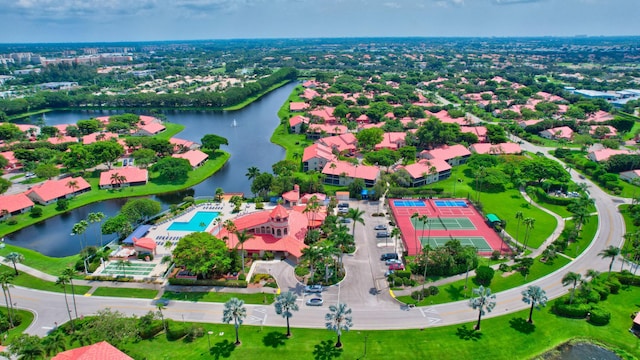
<box><xmin>6</xmin><ymin>82</ymin><xmax>295</xmax><ymax>256</ymax></box>
<box><xmin>542</xmin><ymin>342</ymin><xmax>621</xmax><ymax>360</ymax></box>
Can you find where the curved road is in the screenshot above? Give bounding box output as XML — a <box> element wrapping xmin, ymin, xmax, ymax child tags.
<box><xmin>8</xmin><ymin>138</ymin><xmax>628</xmax><ymax>337</ymax></box>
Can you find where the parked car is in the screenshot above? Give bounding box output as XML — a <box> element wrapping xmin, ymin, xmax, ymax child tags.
<box><xmin>385</xmin><ymin>259</ymin><xmax>402</xmax><ymax>266</ymax></box>
<box><xmin>380</xmin><ymin>253</ymin><xmax>398</xmax><ymax>261</ymax></box>
<box><xmin>374</xmin><ymin>225</ymin><xmax>387</xmax><ymax>231</ymax></box>
<box><xmin>384</xmin><ymin>270</ymin><xmax>395</xmax><ymax>277</ymax></box>
<box><xmin>376</xmin><ymin>231</ymin><xmax>390</xmax><ymax>238</ymax></box>
<box><xmin>338</xmin><ymin>208</ymin><xmax>349</xmax><ymax>214</ymax></box>
<box><xmin>304</xmin><ymin>284</ymin><xmax>323</xmax><ymax>293</ymax></box>
<box><xmin>340</xmin><ymin>218</ymin><xmax>352</xmax><ymax>223</ymax></box>
<box><xmin>388</xmin><ymin>263</ymin><xmax>405</xmax><ymax>271</ymax></box>
<box><xmin>338</xmin><ymin>203</ymin><xmax>349</xmax><ymax>208</ymax></box>
<box><xmin>306</xmin><ymin>297</ymin><xmax>324</xmax><ymax>306</ymax></box>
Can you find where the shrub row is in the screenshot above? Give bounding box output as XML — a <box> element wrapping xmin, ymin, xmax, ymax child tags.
<box><xmin>527</xmin><ymin>186</ymin><xmax>575</xmax><ymax>206</ymax></box>
<box><xmin>410</xmin><ymin>286</ymin><xmax>440</xmax><ymax>301</ymax></box>
<box><xmin>167</xmin><ymin>278</ymin><xmax>248</xmax><ymax>288</ymax></box>
<box><xmin>139</xmin><ymin>322</ymin><xmax>164</xmax><ymax>340</ymax></box>
<box><xmin>616</xmin><ymin>271</ymin><xmax>640</xmax><ymax>286</ymax></box>
<box><xmin>84</xmin><ymin>275</ymin><xmax>133</xmax><ymax>282</ymax></box>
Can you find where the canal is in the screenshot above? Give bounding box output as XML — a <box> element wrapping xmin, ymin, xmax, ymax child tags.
<box><xmin>5</xmin><ymin>82</ymin><xmax>295</xmax><ymax>256</ymax></box>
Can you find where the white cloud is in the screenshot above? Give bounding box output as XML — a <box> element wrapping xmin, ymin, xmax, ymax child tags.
<box><xmin>4</xmin><ymin>0</ymin><xmax>157</xmax><ymax>20</ymax></box>
<box><xmin>493</xmin><ymin>0</ymin><xmax>543</xmax><ymax>5</ymax></box>
<box><xmin>383</xmin><ymin>2</ymin><xmax>401</xmax><ymax>8</ymax></box>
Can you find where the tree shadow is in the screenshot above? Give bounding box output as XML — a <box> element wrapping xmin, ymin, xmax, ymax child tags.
<box><xmin>209</xmin><ymin>339</ymin><xmax>236</xmax><ymax>360</ymax></box>
<box><xmin>455</xmin><ymin>325</ymin><xmax>483</xmax><ymax>341</ymax></box>
<box><xmin>509</xmin><ymin>317</ymin><xmax>536</xmax><ymax>334</ymax></box>
<box><xmin>445</xmin><ymin>284</ymin><xmax>466</xmax><ymax>301</ymax></box>
<box><xmin>262</xmin><ymin>331</ymin><xmax>287</xmax><ymax>348</ymax></box>
<box><xmin>312</xmin><ymin>339</ymin><xmax>343</xmax><ymax>360</ymax></box>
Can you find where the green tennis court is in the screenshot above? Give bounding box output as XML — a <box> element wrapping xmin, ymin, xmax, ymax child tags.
<box><xmin>420</xmin><ymin>236</ymin><xmax>493</xmax><ymax>252</ymax></box>
<box><xmin>101</xmin><ymin>262</ymin><xmax>157</xmax><ymax>277</ymax></box>
<box><xmin>410</xmin><ymin>217</ymin><xmax>476</xmax><ymax>230</ymax></box>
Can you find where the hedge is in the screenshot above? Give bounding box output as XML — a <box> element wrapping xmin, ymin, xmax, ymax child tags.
<box><xmin>84</xmin><ymin>275</ymin><xmax>133</xmax><ymax>282</ymax></box>
<box><xmin>167</xmin><ymin>278</ymin><xmax>248</xmax><ymax>288</ymax></box>
<box><xmin>587</xmin><ymin>306</ymin><xmax>611</xmax><ymax>326</ymax></box>
<box><xmin>166</xmin><ymin>320</ymin><xmax>189</xmax><ymax>341</ymax></box>
<box><xmin>395</xmin><ymin>270</ymin><xmax>412</xmax><ymax>279</ymax></box>
<box><xmin>139</xmin><ymin>322</ymin><xmax>164</xmax><ymax>340</ymax></box>
<box><xmin>616</xmin><ymin>271</ymin><xmax>640</xmax><ymax>286</ymax></box>
<box><xmin>527</xmin><ymin>186</ymin><xmax>575</xmax><ymax>206</ymax></box>
<box><xmin>552</xmin><ymin>300</ymin><xmax>591</xmax><ymax>318</ymax></box>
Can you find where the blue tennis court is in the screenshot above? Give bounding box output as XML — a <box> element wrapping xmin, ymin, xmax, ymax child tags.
<box><xmin>434</xmin><ymin>200</ymin><xmax>467</xmax><ymax>207</ymax></box>
<box><xmin>393</xmin><ymin>200</ymin><xmax>426</xmax><ymax>207</ymax></box>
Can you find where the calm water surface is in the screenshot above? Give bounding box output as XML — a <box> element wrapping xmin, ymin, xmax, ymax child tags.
<box><xmin>7</xmin><ymin>82</ymin><xmax>294</xmax><ymax>256</ymax></box>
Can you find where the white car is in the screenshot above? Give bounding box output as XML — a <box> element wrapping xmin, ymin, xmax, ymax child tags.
<box><xmin>304</xmin><ymin>284</ymin><xmax>323</xmax><ymax>293</ymax></box>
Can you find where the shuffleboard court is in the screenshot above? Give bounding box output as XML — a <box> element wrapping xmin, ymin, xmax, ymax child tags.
<box><xmin>420</xmin><ymin>236</ymin><xmax>493</xmax><ymax>252</ymax></box>
<box><xmin>101</xmin><ymin>262</ymin><xmax>157</xmax><ymax>277</ymax></box>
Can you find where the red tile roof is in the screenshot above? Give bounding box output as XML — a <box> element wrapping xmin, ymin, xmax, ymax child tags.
<box><xmin>139</xmin><ymin>122</ymin><xmax>165</xmax><ymax>135</ymax></box>
<box><xmin>303</xmin><ymin>143</ymin><xmax>335</xmax><ymax>162</ymax></box>
<box><xmin>375</xmin><ymin>132</ymin><xmax>406</xmax><ymax>150</ymax></box>
<box><xmin>470</xmin><ymin>142</ymin><xmax>522</xmax><ymax>155</ymax></box>
<box><xmin>588</xmin><ymin>148</ymin><xmax>631</xmax><ymax>162</ymax></box>
<box><xmin>172</xmin><ymin>150</ymin><xmax>208</xmax><ymax>167</ymax></box>
<box><xmin>401</xmin><ymin>159</ymin><xmax>451</xmax><ymax>179</ymax></box>
<box><xmin>289</xmin><ymin>115</ymin><xmax>310</xmax><ymax>127</ymax></box>
<box><xmin>133</xmin><ymin>237</ymin><xmax>156</xmax><ymax>250</ymax></box>
<box><xmin>428</xmin><ymin>110</ymin><xmax>467</xmax><ymax>125</ymax></box>
<box><xmin>308</xmin><ymin>124</ymin><xmax>347</xmax><ymax>135</ymax></box>
<box><xmin>27</xmin><ymin>177</ymin><xmax>91</xmax><ymax>203</ymax></box>
<box><xmin>318</xmin><ymin>133</ymin><xmax>357</xmax><ymax>153</ymax></box>
<box><xmin>309</xmin><ymin>106</ymin><xmax>336</xmax><ymax>122</ymax></box>
<box><xmin>0</xmin><ymin>193</ymin><xmax>34</xmax><ymax>214</ymax></box>
<box><xmin>282</xmin><ymin>187</ymin><xmax>300</xmax><ymax>202</ymax></box>
<box><xmin>289</xmin><ymin>102</ymin><xmax>310</xmax><ymax>111</ymax></box>
<box><xmin>52</xmin><ymin>341</ymin><xmax>133</xmax><ymax>360</ymax></box>
<box><xmin>322</xmin><ymin>160</ymin><xmax>379</xmax><ymax>181</ymax></box>
<box><xmin>270</xmin><ymin>205</ymin><xmax>289</xmax><ymax>219</ymax></box>
<box><xmin>541</xmin><ymin>126</ymin><xmax>573</xmax><ymax>140</ymax></box>
<box><xmin>422</xmin><ymin>144</ymin><xmax>471</xmax><ymax>161</ymax></box>
<box><xmin>47</xmin><ymin>135</ymin><xmax>78</xmax><ymax>145</ymax></box>
<box><xmin>82</xmin><ymin>132</ymin><xmax>119</xmax><ymax>145</ymax></box>
<box><xmin>99</xmin><ymin>167</ymin><xmax>148</xmax><ymax>187</ymax></box>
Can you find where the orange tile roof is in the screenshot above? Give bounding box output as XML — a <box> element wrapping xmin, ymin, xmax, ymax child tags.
<box><xmin>470</xmin><ymin>142</ymin><xmax>522</xmax><ymax>155</ymax></box>
<box><xmin>401</xmin><ymin>159</ymin><xmax>451</xmax><ymax>178</ymax></box>
<box><xmin>308</xmin><ymin>124</ymin><xmax>348</xmax><ymax>135</ymax></box>
<box><xmin>52</xmin><ymin>341</ymin><xmax>133</xmax><ymax>360</ymax></box>
<box><xmin>270</xmin><ymin>205</ymin><xmax>289</xmax><ymax>219</ymax></box>
<box><xmin>133</xmin><ymin>237</ymin><xmax>156</xmax><ymax>250</ymax></box>
<box><xmin>27</xmin><ymin>177</ymin><xmax>91</xmax><ymax>203</ymax></box>
<box><xmin>0</xmin><ymin>193</ymin><xmax>34</xmax><ymax>214</ymax></box>
<box><xmin>82</xmin><ymin>132</ymin><xmax>119</xmax><ymax>145</ymax></box>
<box><xmin>99</xmin><ymin>167</ymin><xmax>148</xmax><ymax>187</ymax></box>
<box><xmin>47</xmin><ymin>135</ymin><xmax>78</xmax><ymax>145</ymax></box>
<box><xmin>322</xmin><ymin>160</ymin><xmax>379</xmax><ymax>181</ymax></box>
<box><xmin>303</xmin><ymin>143</ymin><xmax>335</xmax><ymax>162</ymax></box>
<box><xmin>423</xmin><ymin>144</ymin><xmax>471</xmax><ymax>161</ymax></box>
<box><xmin>289</xmin><ymin>115</ymin><xmax>310</xmax><ymax>127</ymax></box>
<box><xmin>172</xmin><ymin>150</ymin><xmax>208</xmax><ymax>167</ymax></box>
<box><xmin>289</xmin><ymin>102</ymin><xmax>310</xmax><ymax>111</ymax></box>
<box><xmin>139</xmin><ymin>122</ymin><xmax>165</xmax><ymax>134</ymax></box>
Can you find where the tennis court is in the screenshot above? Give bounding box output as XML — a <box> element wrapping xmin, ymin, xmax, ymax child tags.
<box><xmin>434</xmin><ymin>200</ymin><xmax>467</xmax><ymax>207</ymax></box>
<box><xmin>409</xmin><ymin>217</ymin><xmax>476</xmax><ymax>230</ymax></box>
<box><xmin>393</xmin><ymin>199</ymin><xmax>426</xmax><ymax>207</ymax></box>
<box><xmin>101</xmin><ymin>261</ymin><xmax>157</xmax><ymax>277</ymax></box>
<box><xmin>420</xmin><ymin>236</ymin><xmax>493</xmax><ymax>252</ymax></box>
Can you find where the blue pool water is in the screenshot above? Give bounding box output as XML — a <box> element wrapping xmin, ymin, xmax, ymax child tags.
<box><xmin>393</xmin><ymin>200</ymin><xmax>426</xmax><ymax>207</ymax></box>
<box><xmin>434</xmin><ymin>200</ymin><xmax>467</xmax><ymax>207</ymax></box>
<box><xmin>168</xmin><ymin>212</ymin><xmax>219</xmax><ymax>231</ymax></box>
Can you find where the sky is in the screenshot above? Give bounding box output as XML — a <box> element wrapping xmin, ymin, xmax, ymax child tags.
<box><xmin>0</xmin><ymin>0</ymin><xmax>638</xmax><ymax>43</ymax></box>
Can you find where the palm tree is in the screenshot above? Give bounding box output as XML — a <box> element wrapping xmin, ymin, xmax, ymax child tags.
<box><xmin>344</xmin><ymin>208</ymin><xmax>365</xmax><ymax>238</ymax></box>
<box><xmin>245</xmin><ymin>166</ymin><xmax>260</xmax><ymax>181</ymax></box>
<box><xmin>5</xmin><ymin>252</ymin><xmax>24</xmax><ymax>275</ymax></box>
<box><xmin>411</xmin><ymin>212</ymin><xmax>420</xmax><ymax>254</ymax></box>
<box><xmin>599</xmin><ymin>245</ymin><xmax>620</xmax><ymax>278</ymax></box>
<box><xmin>62</xmin><ymin>267</ymin><xmax>79</xmax><ymax>319</ymax></box>
<box><xmin>157</xmin><ymin>302</ymin><xmax>168</xmax><ymax>333</ymax></box>
<box><xmin>325</xmin><ymin>303</ymin><xmax>353</xmax><ymax>348</ymax></box>
<box><xmin>274</xmin><ymin>291</ymin><xmax>299</xmax><ymax>338</ymax></box>
<box><xmin>215</xmin><ymin>187</ymin><xmax>225</xmax><ymax>202</ymax></box>
<box><xmin>56</xmin><ymin>274</ymin><xmax>75</xmax><ymax>331</ymax></box>
<box><xmin>234</xmin><ymin>229</ymin><xmax>254</xmax><ymax>274</ymax></box>
<box><xmin>586</xmin><ymin>269</ymin><xmax>600</xmax><ymax>282</ymax></box>
<box><xmin>562</xmin><ymin>271</ymin><xmax>582</xmax><ymax>304</ymax></box>
<box><xmin>0</xmin><ymin>273</ymin><xmax>15</xmax><ymax>327</ymax></box>
<box><xmin>223</xmin><ymin>219</ymin><xmax>237</xmax><ymax>234</ymax></box>
<box><xmin>71</xmin><ymin>220</ymin><xmax>89</xmax><ymax>251</ymax></box>
<box><xmin>390</xmin><ymin>227</ymin><xmax>401</xmax><ymax>253</ymax></box>
<box><xmin>222</xmin><ymin>298</ymin><xmax>247</xmax><ymax>346</ymax></box>
<box><xmin>514</xmin><ymin>211</ymin><xmax>524</xmax><ymax>245</ymax></box>
<box><xmin>303</xmin><ymin>195</ymin><xmax>321</xmax><ymax>229</ymax></box>
<box><xmin>42</xmin><ymin>332</ymin><xmax>66</xmax><ymax>356</ymax></box>
<box><xmin>301</xmin><ymin>246</ymin><xmax>323</xmax><ymax>283</ymax></box>
<box><xmin>87</xmin><ymin>212</ymin><xmax>105</xmax><ymax>247</ymax></box>
<box><xmin>475</xmin><ymin>166</ymin><xmax>486</xmax><ymax>203</ymax></box>
<box><xmin>522</xmin><ymin>217</ymin><xmax>536</xmax><ymax>251</ymax></box>
<box><xmin>15</xmin><ymin>340</ymin><xmax>44</xmax><ymax>360</ymax></box>
<box><xmin>521</xmin><ymin>285</ymin><xmax>548</xmax><ymax>323</ymax></box>
<box><xmin>117</xmin><ymin>259</ymin><xmax>131</xmax><ymax>277</ymax></box>
<box><xmin>468</xmin><ymin>285</ymin><xmax>496</xmax><ymax>331</ymax></box>
<box><xmin>428</xmin><ymin>166</ymin><xmax>438</xmax><ymax>194</ymax></box>
<box><xmin>66</xmin><ymin>180</ymin><xmax>79</xmax><ymax>194</ymax></box>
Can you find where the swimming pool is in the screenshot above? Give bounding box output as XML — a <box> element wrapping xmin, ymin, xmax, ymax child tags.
<box><xmin>168</xmin><ymin>211</ymin><xmax>219</xmax><ymax>231</ymax></box>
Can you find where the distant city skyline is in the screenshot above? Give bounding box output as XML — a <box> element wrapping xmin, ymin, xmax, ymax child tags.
<box><xmin>1</xmin><ymin>0</ymin><xmax>638</xmax><ymax>44</ymax></box>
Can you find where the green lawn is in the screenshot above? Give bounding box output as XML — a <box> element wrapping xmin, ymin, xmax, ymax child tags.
<box><xmin>0</xmin><ymin>265</ymin><xmax>91</xmax><ymax>294</ymax></box>
<box><xmin>225</xmin><ymin>80</ymin><xmax>292</xmax><ymax>111</ymax></box>
<box><xmin>91</xmin><ymin>287</ymin><xmax>159</xmax><ymax>299</ymax></box>
<box><xmin>113</xmin><ymin>284</ymin><xmax>640</xmax><ymax>360</ymax></box>
<box><xmin>562</xmin><ymin>216</ymin><xmax>598</xmax><ymax>258</ymax></box>
<box><xmin>397</xmin><ymin>255</ymin><xmax>571</xmax><ymax>305</ymax></box>
<box><xmin>0</xmin><ymin>246</ymin><xmax>79</xmax><ymax>276</ymax></box>
<box><xmin>3</xmin><ymin>309</ymin><xmax>35</xmax><ymax>343</ymax></box>
<box><xmin>162</xmin><ymin>291</ymin><xmax>275</xmax><ymax>305</ymax></box>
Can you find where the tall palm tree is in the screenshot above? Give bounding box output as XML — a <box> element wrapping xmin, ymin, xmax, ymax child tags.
<box><xmin>234</xmin><ymin>229</ymin><xmax>254</xmax><ymax>274</ymax></box>
<box><xmin>87</xmin><ymin>212</ymin><xmax>105</xmax><ymax>247</ymax></box>
<box><xmin>468</xmin><ymin>285</ymin><xmax>496</xmax><ymax>331</ymax></box>
<box><xmin>561</xmin><ymin>271</ymin><xmax>582</xmax><ymax>304</ymax></box>
<box><xmin>475</xmin><ymin>166</ymin><xmax>486</xmax><ymax>203</ymax></box>
<box><xmin>390</xmin><ymin>227</ymin><xmax>401</xmax><ymax>254</ymax></box>
<box><xmin>62</xmin><ymin>267</ymin><xmax>79</xmax><ymax>319</ymax></box>
<box><xmin>5</xmin><ymin>252</ymin><xmax>24</xmax><ymax>275</ymax></box>
<box><xmin>215</xmin><ymin>187</ymin><xmax>225</xmax><ymax>202</ymax></box>
<box><xmin>521</xmin><ymin>285</ymin><xmax>548</xmax><ymax>323</ymax></box>
<box><xmin>223</xmin><ymin>219</ymin><xmax>237</xmax><ymax>234</ymax></box>
<box><xmin>522</xmin><ymin>217</ymin><xmax>536</xmax><ymax>251</ymax></box>
<box><xmin>514</xmin><ymin>211</ymin><xmax>524</xmax><ymax>245</ymax></box>
<box><xmin>222</xmin><ymin>298</ymin><xmax>247</xmax><ymax>346</ymax></box>
<box><xmin>15</xmin><ymin>340</ymin><xmax>44</xmax><ymax>360</ymax></box>
<box><xmin>428</xmin><ymin>166</ymin><xmax>438</xmax><ymax>195</ymax></box>
<box><xmin>71</xmin><ymin>220</ymin><xmax>89</xmax><ymax>251</ymax></box>
<box><xmin>42</xmin><ymin>332</ymin><xmax>66</xmax><ymax>357</ymax></box>
<box><xmin>274</xmin><ymin>291</ymin><xmax>299</xmax><ymax>338</ymax></box>
<box><xmin>56</xmin><ymin>274</ymin><xmax>75</xmax><ymax>331</ymax></box>
<box><xmin>157</xmin><ymin>302</ymin><xmax>167</xmax><ymax>333</ymax></box>
<box><xmin>599</xmin><ymin>245</ymin><xmax>620</xmax><ymax>278</ymax></box>
<box><xmin>303</xmin><ymin>195</ymin><xmax>320</xmax><ymax>229</ymax></box>
<box><xmin>245</xmin><ymin>166</ymin><xmax>260</xmax><ymax>181</ymax></box>
<box><xmin>421</xmin><ymin>244</ymin><xmax>433</xmax><ymax>291</ymax></box>
<box><xmin>325</xmin><ymin>303</ymin><xmax>353</xmax><ymax>348</ymax></box>
<box><xmin>345</xmin><ymin>208</ymin><xmax>365</xmax><ymax>238</ymax></box>
<box><xmin>0</xmin><ymin>273</ymin><xmax>15</xmax><ymax>327</ymax></box>
<box><xmin>411</xmin><ymin>212</ymin><xmax>420</xmax><ymax>254</ymax></box>
<box><xmin>301</xmin><ymin>246</ymin><xmax>323</xmax><ymax>283</ymax></box>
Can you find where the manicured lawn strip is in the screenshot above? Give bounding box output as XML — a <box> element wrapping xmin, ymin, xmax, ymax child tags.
<box><xmin>0</xmin><ymin>246</ymin><xmax>78</xmax><ymax>276</ymax></box>
<box><xmin>270</xmin><ymin>124</ymin><xmax>313</xmax><ymax>161</ymax></box>
<box><xmin>91</xmin><ymin>287</ymin><xmax>158</xmax><ymax>299</ymax></box>
<box><xmin>0</xmin><ymin>151</ymin><xmax>230</xmax><ymax>241</ymax></box>
<box><xmin>162</xmin><ymin>291</ymin><xmax>275</xmax><ymax>305</ymax></box>
<box><xmin>7</xmin><ymin>109</ymin><xmax>51</xmax><ymax>120</ymax></box>
<box><xmin>0</xmin><ymin>265</ymin><xmax>91</xmax><ymax>294</ymax></box>
<box><xmin>116</xmin><ymin>285</ymin><xmax>640</xmax><ymax>360</ymax></box>
<box><xmin>562</xmin><ymin>216</ymin><xmax>598</xmax><ymax>258</ymax></box>
<box><xmin>225</xmin><ymin>80</ymin><xmax>292</xmax><ymax>111</ymax></box>
<box><xmin>397</xmin><ymin>255</ymin><xmax>571</xmax><ymax>305</ymax></box>
<box><xmin>148</xmin><ymin>122</ymin><xmax>185</xmax><ymax>140</ymax></box>
<box><xmin>3</xmin><ymin>309</ymin><xmax>35</xmax><ymax>343</ymax></box>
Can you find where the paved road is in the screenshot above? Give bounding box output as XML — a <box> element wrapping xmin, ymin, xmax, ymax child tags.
<box><xmin>7</xmin><ymin>137</ymin><xmax>629</xmax><ymax>337</ymax></box>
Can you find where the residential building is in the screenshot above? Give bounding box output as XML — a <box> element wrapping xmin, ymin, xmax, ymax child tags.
<box><xmin>52</xmin><ymin>341</ymin><xmax>133</xmax><ymax>360</ymax></box>
<box><xmin>375</xmin><ymin>132</ymin><xmax>406</xmax><ymax>150</ymax></box>
<box><xmin>539</xmin><ymin>126</ymin><xmax>574</xmax><ymax>140</ymax></box>
<box><xmin>0</xmin><ymin>193</ymin><xmax>35</xmax><ymax>218</ymax></box>
<box><xmin>322</xmin><ymin>160</ymin><xmax>379</xmax><ymax>187</ymax></box>
<box><xmin>620</xmin><ymin>170</ymin><xmax>640</xmax><ymax>183</ymax></box>
<box><xmin>26</xmin><ymin>177</ymin><xmax>91</xmax><ymax>205</ymax></box>
<box><xmin>99</xmin><ymin>167</ymin><xmax>149</xmax><ymax>189</ymax></box>
<box><xmin>399</xmin><ymin>158</ymin><xmax>451</xmax><ymax>187</ymax></box>
<box><xmin>302</xmin><ymin>143</ymin><xmax>336</xmax><ymax>172</ymax></box>
<box><xmin>289</xmin><ymin>115</ymin><xmax>310</xmax><ymax>134</ymax></box>
<box><xmin>587</xmin><ymin>148</ymin><xmax>632</xmax><ymax>162</ymax></box>
<box><xmin>172</xmin><ymin>150</ymin><xmax>209</xmax><ymax>168</ymax></box>
<box><xmin>420</xmin><ymin>144</ymin><xmax>471</xmax><ymax>165</ymax></box>
<box><xmin>469</xmin><ymin>142</ymin><xmax>522</xmax><ymax>155</ymax></box>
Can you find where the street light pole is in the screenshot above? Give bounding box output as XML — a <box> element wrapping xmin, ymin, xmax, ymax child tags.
<box><xmin>207</xmin><ymin>330</ymin><xmax>213</xmax><ymax>348</ymax></box>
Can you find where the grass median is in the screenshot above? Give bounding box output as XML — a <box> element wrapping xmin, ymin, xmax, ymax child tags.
<box><xmin>162</xmin><ymin>291</ymin><xmax>275</xmax><ymax>305</ymax></box>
